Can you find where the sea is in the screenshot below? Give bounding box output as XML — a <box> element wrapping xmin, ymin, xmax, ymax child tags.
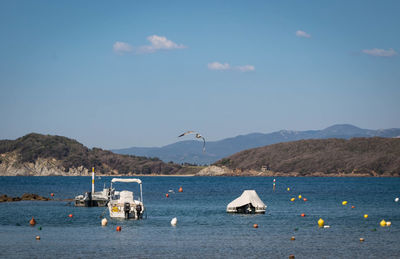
<box><xmin>0</xmin><ymin>176</ymin><xmax>399</xmax><ymax>258</ymax></box>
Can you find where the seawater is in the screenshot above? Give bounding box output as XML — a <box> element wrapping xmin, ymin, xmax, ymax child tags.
<box><xmin>0</xmin><ymin>176</ymin><xmax>400</xmax><ymax>258</ymax></box>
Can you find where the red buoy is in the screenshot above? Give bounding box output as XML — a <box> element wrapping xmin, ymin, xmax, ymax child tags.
<box><xmin>351</xmin><ymin>205</ymin><xmax>355</xmax><ymax>209</ymax></box>
<box><xmin>50</xmin><ymin>193</ymin><xmax>54</xmax><ymax>197</ymax></box>
<box><xmin>253</xmin><ymin>224</ymin><xmax>258</xmax><ymax>228</ymax></box>
<box><xmin>68</xmin><ymin>214</ymin><xmax>73</xmax><ymax>218</ymax></box>
<box><xmin>116</xmin><ymin>226</ymin><xmax>122</xmax><ymax>232</ymax></box>
<box><xmin>301</xmin><ymin>213</ymin><xmax>306</xmax><ymax>217</ymax></box>
<box><xmin>303</xmin><ymin>198</ymin><xmax>307</xmax><ymax>202</ymax></box>
<box><xmin>165</xmin><ymin>193</ymin><xmax>169</xmax><ymax>198</ymax></box>
<box><xmin>30</xmin><ymin>217</ymin><xmax>36</xmax><ymax>226</ymax></box>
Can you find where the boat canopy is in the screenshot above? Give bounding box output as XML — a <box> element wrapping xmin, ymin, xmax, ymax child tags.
<box><xmin>227</xmin><ymin>190</ymin><xmax>266</xmax><ymax>211</ymax></box>
<box><xmin>111</xmin><ymin>178</ymin><xmax>142</xmax><ymax>184</ymax></box>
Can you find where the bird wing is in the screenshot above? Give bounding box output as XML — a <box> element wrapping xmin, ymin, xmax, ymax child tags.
<box><xmin>178</xmin><ymin>131</ymin><xmax>195</xmax><ymax>137</ymax></box>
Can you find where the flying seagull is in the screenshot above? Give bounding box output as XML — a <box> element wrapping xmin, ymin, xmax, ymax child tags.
<box><xmin>178</xmin><ymin>131</ymin><xmax>206</xmax><ymax>152</ymax></box>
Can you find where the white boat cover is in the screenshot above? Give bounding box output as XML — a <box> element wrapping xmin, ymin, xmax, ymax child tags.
<box><xmin>226</xmin><ymin>190</ymin><xmax>266</xmax><ymax>211</ymax></box>
<box><xmin>111</xmin><ymin>178</ymin><xmax>142</xmax><ymax>184</ymax></box>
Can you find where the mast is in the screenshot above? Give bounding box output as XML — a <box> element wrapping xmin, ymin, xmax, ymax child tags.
<box><xmin>92</xmin><ymin>167</ymin><xmax>95</xmax><ymax>193</ymax></box>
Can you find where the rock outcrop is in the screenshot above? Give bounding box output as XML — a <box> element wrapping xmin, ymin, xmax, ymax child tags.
<box><xmin>0</xmin><ymin>152</ymin><xmax>90</xmax><ymax>176</ymax></box>
<box><xmin>0</xmin><ymin>193</ymin><xmax>50</xmax><ymax>202</ymax></box>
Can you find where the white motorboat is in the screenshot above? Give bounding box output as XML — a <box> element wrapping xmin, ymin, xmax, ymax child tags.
<box><xmin>108</xmin><ymin>178</ymin><xmax>145</xmax><ymax>219</ymax></box>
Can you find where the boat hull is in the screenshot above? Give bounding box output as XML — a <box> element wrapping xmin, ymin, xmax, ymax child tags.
<box><xmin>108</xmin><ymin>201</ymin><xmax>144</xmax><ymax>220</ymax></box>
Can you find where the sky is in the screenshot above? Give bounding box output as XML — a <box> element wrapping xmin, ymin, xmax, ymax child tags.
<box><xmin>0</xmin><ymin>0</ymin><xmax>399</xmax><ymax>149</ymax></box>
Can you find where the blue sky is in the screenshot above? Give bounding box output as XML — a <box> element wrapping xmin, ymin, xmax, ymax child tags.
<box><xmin>1</xmin><ymin>0</ymin><xmax>399</xmax><ymax>149</ymax></box>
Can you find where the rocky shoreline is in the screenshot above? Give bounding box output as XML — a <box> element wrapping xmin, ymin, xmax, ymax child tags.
<box><xmin>0</xmin><ymin>156</ymin><xmax>392</xmax><ymax>177</ymax></box>
<box><xmin>196</xmin><ymin>166</ymin><xmax>391</xmax><ymax>177</ymax></box>
<box><xmin>0</xmin><ymin>193</ymin><xmax>50</xmax><ymax>202</ymax></box>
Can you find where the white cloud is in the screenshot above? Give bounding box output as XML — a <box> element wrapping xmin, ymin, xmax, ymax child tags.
<box><xmin>113</xmin><ymin>41</ymin><xmax>133</xmax><ymax>54</ymax></box>
<box><xmin>235</xmin><ymin>65</ymin><xmax>255</xmax><ymax>72</ymax></box>
<box><xmin>208</xmin><ymin>62</ymin><xmax>231</xmax><ymax>70</ymax></box>
<box><xmin>207</xmin><ymin>62</ymin><xmax>255</xmax><ymax>72</ymax></box>
<box><xmin>362</xmin><ymin>48</ymin><xmax>397</xmax><ymax>57</ymax></box>
<box><xmin>296</xmin><ymin>30</ymin><xmax>311</xmax><ymax>38</ymax></box>
<box><xmin>113</xmin><ymin>35</ymin><xmax>186</xmax><ymax>55</ymax></box>
<box><xmin>138</xmin><ymin>35</ymin><xmax>186</xmax><ymax>53</ymax></box>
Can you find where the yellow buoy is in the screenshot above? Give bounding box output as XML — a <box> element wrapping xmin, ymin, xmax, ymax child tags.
<box><xmin>290</xmin><ymin>198</ymin><xmax>295</xmax><ymax>202</ymax></box>
<box><xmin>364</xmin><ymin>214</ymin><xmax>368</xmax><ymax>218</ymax></box>
<box><xmin>318</xmin><ymin>218</ymin><xmax>324</xmax><ymax>227</ymax></box>
<box><xmin>380</xmin><ymin>220</ymin><xmax>386</xmax><ymax>227</ymax></box>
<box><xmin>342</xmin><ymin>201</ymin><xmax>348</xmax><ymax>205</ymax></box>
<box><xmin>287</xmin><ymin>187</ymin><xmax>290</xmax><ymax>191</ymax></box>
<box><xmin>298</xmin><ymin>195</ymin><xmax>302</xmax><ymax>199</ymax></box>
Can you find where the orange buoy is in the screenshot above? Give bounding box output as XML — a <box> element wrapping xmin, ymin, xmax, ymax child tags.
<box><xmin>30</xmin><ymin>217</ymin><xmax>36</xmax><ymax>226</ymax></box>
<box><xmin>68</xmin><ymin>214</ymin><xmax>73</xmax><ymax>218</ymax></box>
<box><xmin>116</xmin><ymin>226</ymin><xmax>122</xmax><ymax>232</ymax></box>
<box><xmin>291</xmin><ymin>236</ymin><xmax>296</xmax><ymax>241</ymax></box>
<box><xmin>351</xmin><ymin>205</ymin><xmax>355</xmax><ymax>209</ymax></box>
<box><xmin>36</xmin><ymin>235</ymin><xmax>40</xmax><ymax>240</ymax></box>
<box><xmin>165</xmin><ymin>193</ymin><xmax>169</xmax><ymax>198</ymax></box>
<box><xmin>303</xmin><ymin>198</ymin><xmax>307</xmax><ymax>202</ymax></box>
<box><xmin>289</xmin><ymin>254</ymin><xmax>295</xmax><ymax>259</ymax></box>
<box><xmin>178</xmin><ymin>187</ymin><xmax>183</xmax><ymax>193</ymax></box>
<box><xmin>253</xmin><ymin>224</ymin><xmax>258</xmax><ymax>228</ymax></box>
<box><xmin>301</xmin><ymin>213</ymin><xmax>306</xmax><ymax>217</ymax></box>
<box><xmin>50</xmin><ymin>193</ymin><xmax>54</xmax><ymax>197</ymax></box>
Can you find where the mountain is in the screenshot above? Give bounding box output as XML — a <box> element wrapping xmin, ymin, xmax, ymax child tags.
<box><xmin>210</xmin><ymin>137</ymin><xmax>400</xmax><ymax>177</ymax></box>
<box><xmin>112</xmin><ymin>124</ymin><xmax>400</xmax><ymax>165</ymax></box>
<box><xmin>0</xmin><ymin>133</ymin><xmax>200</xmax><ymax>176</ymax></box>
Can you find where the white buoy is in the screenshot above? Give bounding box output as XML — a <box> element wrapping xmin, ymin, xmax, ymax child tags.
<box><xmin>395</xmin><ymin>197</ymin><xmax>399</xmax><ymax>202</ymax></box>
<box><xmin>324</xmin><ymin>225</ymin><xmax>330</xmax><ymax>228</ymax></box>
<box><xmin>170</xmin><ymin>217</ymin><xmax>177</xmax><ymax>226</ymax></box>
<box><xmin>101</xmin><ymin>218</ymin><xmax>108</xmax><ymax>226</ymax></box>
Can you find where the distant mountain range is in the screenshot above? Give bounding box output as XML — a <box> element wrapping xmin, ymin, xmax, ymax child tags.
<box><xmin>112</xmin><ymin>124</ymin><xmax>400</xmax><ymax>165</ymax></box>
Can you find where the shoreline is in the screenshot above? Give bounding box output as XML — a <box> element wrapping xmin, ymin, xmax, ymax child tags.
<box><xmin>0</xmin><ymin>174</ymin><xmax>398</xmax><ymax>177</ymax></box>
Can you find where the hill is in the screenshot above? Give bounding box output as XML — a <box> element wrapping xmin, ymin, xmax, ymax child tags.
<box><xmin>210</xmin><ymin>137</ymin><xmax>400</xmax><ymax>176</ymax></box>
<box><xmin>112</xmin><ymin>124</ymin><xmax>400</xmax><ymax>165</ymax></box>
<box><xmin>0</xmin><ymin>133</ymin><xmax>200</xmax><ymax>176</ymax></box>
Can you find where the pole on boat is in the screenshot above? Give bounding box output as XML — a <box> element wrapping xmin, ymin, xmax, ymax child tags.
<box><xmin>140</xmin><ymin>183</ymin><xmax>143</xmax><ymax>203</ymax></box>
<box><xmin>273</xmin><ymin>178</ymin><xmax>276</xmax><ymax>192</ymax></box>
<box><xmin>92</xmin><ymin>167</ymin><xmax>95</xmax><ymax>194</ymax></box>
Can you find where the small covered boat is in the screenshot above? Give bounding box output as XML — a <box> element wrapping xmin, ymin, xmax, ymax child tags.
<box><xmin>108</xmin><ymin>178</ymin><xmax>145</xmax><ymax>220</ymax></box>
<box><xmin>226</xmin><ymin>190</ymin><xmax>266</xmax><ymax>214</ymax></box>
<box><xmin>74</xmin><ymin>167</ymin><xmax>112</xmax><ymax>207</ymax></box>
<box><xmin>74</xmin><ymin>188</ymin><xmax>112</xmax><ymax>207</ymax></box>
